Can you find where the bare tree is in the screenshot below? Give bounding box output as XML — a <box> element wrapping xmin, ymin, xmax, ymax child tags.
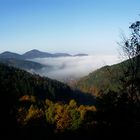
<box><xmin>119</xmin><ymin>20</ymin><xmax>140</xmax><ymax>104</ymax></box>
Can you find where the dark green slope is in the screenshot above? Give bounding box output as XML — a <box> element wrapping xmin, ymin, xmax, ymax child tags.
<box><xmin>74</xmin><ymin>56</ymin><xmax>140</xmax><ymax>96</ymax></box>
<box><xmin>0</xmin><ymin>63</ymin><xmax>70</xmax><ymax>102</ymax></box>
<box><xmin>0</xmin><ymin>58</ymin><xmax>45</xmax><ymax>70</ymax></box>
<box><xmin>0</xmin><ymin>63</ymin><xmax>95</xmax><ymax>104</ymax></box>
<box><xmin>0</xmin><ymin>63</ymin><xmax>95</xmax><ymax>139</ymax></box>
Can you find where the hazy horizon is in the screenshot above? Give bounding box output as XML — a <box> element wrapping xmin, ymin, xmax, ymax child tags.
<box><xmin>0</xmin><ymin>49</ymin><xmax>89</xmax><ymax>55</ymax></box>
<box><xmin>0</xmin><ymin>49</ymin><xmax>118</xmax><ymax>56</ymax></box>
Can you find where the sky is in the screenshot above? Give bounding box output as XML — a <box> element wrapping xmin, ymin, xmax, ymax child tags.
<box><xmin>0</xmin><ymin>0</ymin><xmax>140</xmax><ymax>54</ymax></box>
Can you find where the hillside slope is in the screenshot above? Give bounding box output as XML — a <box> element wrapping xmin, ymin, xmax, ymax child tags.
<box><xmin>0</xmin><ymin>58</ymin><xmax>45</xmax><ymax>70</ymax></box>
<box><xmin>0</xmin><ymin>51</ymin><xmax>24</xmax><ymax>59</ymax></box>
<box><xmin>74</xmin><ymin>56</ymin><xmax>140</xmax><ymax>96</ymax></box>
<box><xmin>0</xmin><ymin>63</ymin><xmax>95</xmax><ymax>105</ymax></box>
<box><xmin>0</xmin><ymin>63</ymin><xmax>96</xmax><ymax>139</ymax></box>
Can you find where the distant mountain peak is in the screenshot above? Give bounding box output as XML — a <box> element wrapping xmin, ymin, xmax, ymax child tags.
<box><xmin>22</xmin><ymin>49</ymin><xmax>53</xmax><ymax>59</ymax></box>
<box><xmin>30</xmin><ymin>49</ymin><xmax>39</xmax><ymax>51</ymax></box>
<box><xmin>23</xmin><ymin>49</ymin><xmax>45</xmax><ymax>54</ymax></box>
<box><xmin>1</xmin><ymin>51</ymin><xmax>19</xmax><ymax>55</ymax></box>
<box><xmin>26</xmin><ymin>49</ymin><xmax>42</xmax><ymax>53</ymax></box>
<box><xmin>74</xmin><ymin>53</ymin><xmax>88</xmax><ymax>56</ymax></box>
<box><xmin>0</xmin><ymin>51</ymin><xmax>23</xmax><ymax>59</ymax></box>
<box><xmin>53</xmin><ymin>53</ymin><xmax>72</xmax><ymax>57</ymax></box>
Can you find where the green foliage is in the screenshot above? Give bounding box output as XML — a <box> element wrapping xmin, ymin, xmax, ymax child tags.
<box><xmin>44</xmin><ymin>99</ymin><xmax>96</xmax><ymax>132</ymax></box>
<box><xmin>69</xmin><ymin>109</ymin><xmax>82</xmax><ymax>130</ymax></box>
<box><xmin>45</xmin><ymin>101</ymin><xmax>55</xmax><ymax>125</ymax></box>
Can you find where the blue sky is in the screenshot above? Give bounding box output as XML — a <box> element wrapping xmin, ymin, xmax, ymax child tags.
<box><xmin>0</xmin><ymin>0</ymin><xmax>140</xmax><ymax>54</ymax></box>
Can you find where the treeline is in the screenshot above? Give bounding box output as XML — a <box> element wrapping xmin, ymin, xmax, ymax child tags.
<box><xmin>17</xmin><ymin>97</ymin><xmax>97</xmax><ymax>139</ymax></box>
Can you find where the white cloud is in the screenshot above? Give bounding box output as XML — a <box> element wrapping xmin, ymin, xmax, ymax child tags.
<box><xmin>30</xmin><ymin>55</ymin><xmax>121</xmax><ymax>82</ymax></box>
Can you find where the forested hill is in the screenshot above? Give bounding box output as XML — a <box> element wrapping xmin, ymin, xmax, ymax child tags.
<box><xmin>0</xmin><ymin>63</ymin><xmax>67</xmax><ymax>101</ymax></box>
<box><xmin>74</xmin><ymin>55</ymin><xmax>140</xmax><ymax>96</ymax></box>
<box><xmin>0</xmin><ymin>58</ymin><xmax>45</xmax><ymax>71</ymax></box>
<box><xmin>0</xmin><ymin>58</ymin><xmax>139</xmax><ymax>139</ymax></box>
<box><xmin>0</xmin><ymin>63</ymin><xmax>95</xmax><ymax>104</ymax></box>
<box><xmin>0</xmin><ymin>63</ymin><xmax>96</xmax><ymax>139</ymax></box>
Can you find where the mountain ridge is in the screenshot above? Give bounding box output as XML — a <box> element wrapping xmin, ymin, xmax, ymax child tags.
<box><xmin>0</xmin><ymin>49</ymin><xmax>88</xmax><ymax>59</ymax></box>
<box><xmin>0</xmin><ymin>51</ymin><xmax>24</xmax><ymax>59</ymax></box>
<box><xmin>0</xmin><ymin>58</ymin><xmax>46</xmax><ymax>71</ymax></box>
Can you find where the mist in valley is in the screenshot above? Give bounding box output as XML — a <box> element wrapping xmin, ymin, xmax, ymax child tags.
<box><xmin>29</xmin><ymin>54</ymin><xmax>120</xmax><ymax>82</ymax></box>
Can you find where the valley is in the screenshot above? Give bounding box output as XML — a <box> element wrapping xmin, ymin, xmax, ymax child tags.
<box><xmin>0</xmin><ymin>0</ymin><xmax>140</xmax><ymax>139</ymax></box>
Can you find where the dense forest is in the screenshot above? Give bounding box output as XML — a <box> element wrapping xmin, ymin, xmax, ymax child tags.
<box><xmin>0</xmin><ymin>20</ymin><xmax>140</xmax><ymax>139</ymax></box>
<box><xmin>0</xmin><ymin>63</ymin><xmax>96</xmax><ymax>139</ymax></box>
<box><xmin>0</xmin><ymin>58</ymin><xmax>45</xmax><ymax>70</ymax></box>
<box><xmin>74</xmin><ymin>55</ymin><xmax>140</xmax><ymax>96</ymax></box>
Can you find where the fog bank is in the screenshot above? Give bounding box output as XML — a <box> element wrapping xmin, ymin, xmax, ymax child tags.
<box><xmin>30</xmin><ymin>55</ymin><xmax>121</xmax><ymax>82</ymax></box>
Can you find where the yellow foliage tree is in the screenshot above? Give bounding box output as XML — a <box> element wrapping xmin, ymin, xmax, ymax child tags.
<box><xmin>55</xmin><ymin>104</ymin><xmax>71</xmax><ymax>131</ymax></box>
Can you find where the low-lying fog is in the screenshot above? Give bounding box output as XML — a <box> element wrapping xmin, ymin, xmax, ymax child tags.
<box><xmin>30</xmin><ymin>55</ymin><xmax>121</xmax><ymax>82</ymax></box>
